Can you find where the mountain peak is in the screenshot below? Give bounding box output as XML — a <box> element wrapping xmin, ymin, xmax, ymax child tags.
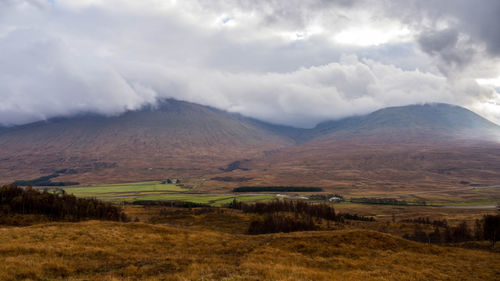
<box><xmin>311</xmin><ymin>103</ymin><xmax>499</xmax><ymax>142</ymax></box>
<box><xmin>368</xmin><ymin>103</ymin><xmax>497</xmax><ymax>129</ymax></box>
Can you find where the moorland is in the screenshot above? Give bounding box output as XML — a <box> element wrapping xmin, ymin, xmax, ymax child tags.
<box><xmin>1</xmin><ymin>101</ymin><xmax>500</xmax><ymax>280</ymax></box>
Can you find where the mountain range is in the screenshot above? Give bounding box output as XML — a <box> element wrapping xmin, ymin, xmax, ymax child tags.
<box><xmin>1</xmin><ymin>99</ymin><xmax>500</xmax><ymax>190</ymax></box>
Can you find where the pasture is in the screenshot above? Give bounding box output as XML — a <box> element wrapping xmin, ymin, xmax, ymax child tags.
<box><xmin>62</xmin><ymin>181</ymin><xmax>274</xmax><ymax>205</ymax></box>
<box><xmin>60</xmin><ymin>179</ymin><xmax>500</xmax><ymax>210</ymax></box>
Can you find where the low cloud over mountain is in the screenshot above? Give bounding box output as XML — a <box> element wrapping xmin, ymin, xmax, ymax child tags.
<box><xmin>1</xmin><ymin>0</ymin><xmax>499</xmax><ymax>127</ymax></box>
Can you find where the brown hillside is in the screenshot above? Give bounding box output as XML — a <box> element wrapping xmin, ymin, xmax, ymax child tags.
<box><xmin>214</xmin><ymin>139</ymin><xmax>500</xmax><ymax>193</ymax></box>
<box><xmin>205</xmin><ymin>104</ymin><xmax>500</xmax><ymax>192</ymax></box>
<box><xmin>0</xmin><ymin>220</ymin><xmax>499</xmax><ymax>281</ymax></box>
<box><xmin>0</xmin><ymin>99</ymin><xmax>293</xmax><ymax>184</ymax></box>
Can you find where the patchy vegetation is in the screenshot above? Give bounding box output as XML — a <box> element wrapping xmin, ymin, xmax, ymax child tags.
<box><xmin>220</xmin><ymin>160</ymin><xmax>250</xmax><ymax>172</ymax></box>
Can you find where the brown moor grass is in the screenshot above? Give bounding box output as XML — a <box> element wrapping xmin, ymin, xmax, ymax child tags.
<box><xmin>1</xmin><ymin>220</ymin><xmax>499</xmax><ymax>281</ymax></box>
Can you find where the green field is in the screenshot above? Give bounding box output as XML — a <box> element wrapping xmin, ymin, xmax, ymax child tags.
<box><xmin>134</xmin><ymin>194</ymin><xmax>274</xmax><ymax>205</ymax></box>
<box><xmin>62</xmin><ymin>180</ymin><xmax>500</xmax><ymax>207</ymax></box>
<box><xmin>63</xmin><ymin>181</ymin><xmax>274</xmax><ymax>205</ymax></box>
<box><xmin>64</xmin><ymin>181</ymin><xmax>185</xmax><ymax>196</ymax></box>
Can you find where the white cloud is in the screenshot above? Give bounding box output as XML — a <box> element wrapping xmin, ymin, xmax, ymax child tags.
<box><xmin>117</xmin><ymin>55</ymin><xmax>495</xmax><ymax>127</ymax></box>
<box><xmin>0</xmin><ymin>0</ymin><xmax>499</xmax><ymax>127</ymax></box>
<box><xmin>334</xmin><ymin>26</ymin><xmax>411</xmax><ymax>47</ymax></box>
<box><xmin>0</xmin><ymin>27</ymin><xmax>158</xmax><ymax>125</ymax></box>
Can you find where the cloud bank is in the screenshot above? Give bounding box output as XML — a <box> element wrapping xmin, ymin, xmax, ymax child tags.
<box><xmin>0</xmin><ymin>0</ymin><xmax>499</xmax><ymax>127</ymax></box>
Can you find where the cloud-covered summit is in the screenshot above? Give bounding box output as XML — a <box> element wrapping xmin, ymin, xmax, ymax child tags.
<box><xmin>0</xmin><ymin>0</ymin><xmax>499</xmax><ymax>127</ymax></box>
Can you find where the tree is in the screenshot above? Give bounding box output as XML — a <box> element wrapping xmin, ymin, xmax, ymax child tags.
<box><xmin>429</xmin><ymin>227</ymin><xmax>442</xmax><ymax>244</ymax></box>
<box><xmin>412</xmin><ymin>224</ymin><xmax>428</xmax><ymax>243</ymax></box>
<box><xmin>452</xmin><ymin>221</ymin><xmax>471</xmax><ymax>243</ymax></box>
<box><xmin>483</xmin><ymin>215</ymin><xmax>500</xmax><ymax>246</ymax></box>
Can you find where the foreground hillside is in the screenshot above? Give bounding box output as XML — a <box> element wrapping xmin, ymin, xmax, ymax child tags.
<box><xmin>1</xmin><ymin>220</ymin><xmax>499</xmax><ymax>281</ymax></box>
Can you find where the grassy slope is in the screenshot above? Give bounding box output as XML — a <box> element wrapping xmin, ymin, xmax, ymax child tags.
<box><xmin>0</xmin><ymin>220</ymin><xmax>499</xmax><ymax>281</ymax></box>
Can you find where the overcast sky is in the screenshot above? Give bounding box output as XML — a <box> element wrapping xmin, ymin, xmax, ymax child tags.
<box><xmin>1</xmin><ymin>0</ymin><xmax>500</xmax><ymax>127</ymax></box>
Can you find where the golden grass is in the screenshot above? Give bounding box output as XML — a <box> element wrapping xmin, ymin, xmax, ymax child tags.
<box><xmin>334</xmin><ymin>203</ymin><xmax>499</xmax><ymax>224</ymax></box>
<box><xmin>1</xmin><ymin>219</ymin><xmax>499</xmax><ymax>281</ymax></box>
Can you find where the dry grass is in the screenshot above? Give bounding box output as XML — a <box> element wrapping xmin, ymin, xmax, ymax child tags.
<box><xmin>203</xmin><ymin>141</ymin><xmax>500</xmax><ymax>194</ymax></box>
<box><xmin>1</xmin><ymin>214</ymin><xmax>499</xmax><ymax>281</ymax></box>
<box><xmin>128</xmin><ymin>204</ymin><xmax>500</xmax><ymax>245</ymax></box>
<box><xmin>334</xmin><ymin>204</ymin><xmax>499</xmax><ymax>224</ymax></box>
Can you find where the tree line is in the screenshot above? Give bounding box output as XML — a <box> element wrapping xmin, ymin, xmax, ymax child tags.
<box><xmin>350</xmin><ymin>197</ymin><xmax>426</xmax><ymax>206</ymax></box>
<box><xmin>229</xmin><ymin>199</ymin><xmax>336</xmax><ymax>220</ymax></box>
<box><xmin>232</xmin><ymin>186</ymin><xmax>323</xmax><ymax>192</ymax></box>
<box><xmin>404</xmin><ymin>215</ymin><xmax>500</xmax><ymax>246</ymax></box>
<box><xmin>0</xmin><ymin>185</ymin><xmax>127</xmax><ymax>222</ymax></box>
<box><xmin>12</xmin><ymin>173</ymin><xmax>79</xmax><ymax>186</ymax></box>
<box><xmin>131</xmin><ymin>200</ymin><xmax>209</xmax><ymax>208</ymax></box>
<box><xmin>400</xmin><ymin>217</ymin><xmax>448</xmax><ymax>227</ymax></box>
<box><xmin>308</xmin><ymin>194</ymin><xmax>345</xmax><ymax>202</ymax></box>
<box><xmin>228</xmin><ymin>199</ymin><xmax>375</xmax><ymax>234</ymax></box>
<box><xmin>248</xmin><ymin>213</ymin><xmax>318</xmax><ymax>234</ymax></box>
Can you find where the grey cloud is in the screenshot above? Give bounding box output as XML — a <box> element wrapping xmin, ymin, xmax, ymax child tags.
<box><xmin>0</xmin><ymin>27</ymin><xmax>157</xmax><ymax>125</ymax></box>
<box><xmin>417</xmin><ymin>28</ymin><xmax>477</xmax><ymax>75</ymax></box>
<box><xmin>0</xmin><ymin>0</ymin><xmax>498</xmax><ymax>127</ymax></box>
<box><xmin>418</xmin><ymin>29</ymin><xmax>459</xmax><ymax>54</ymax></box>
<box><xmin>390</xmin><ymin>0</ymin><xmax>500</xmax><ymax>78</ymax></box>
<box><xmin>194</xmin><ymin>0</ymin><xmax>362</xmax><ymax>28</ymax></box>
<box><xmin>439</xmin><ymin>0</ymin><xmax>500</xmax><ymax>56</ymax></box>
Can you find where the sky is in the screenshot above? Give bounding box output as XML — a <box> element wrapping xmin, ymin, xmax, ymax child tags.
<box><xmin>1</xmin><ymin>0</ymin><xmax>500</xmax><ymax>128</ymax></box>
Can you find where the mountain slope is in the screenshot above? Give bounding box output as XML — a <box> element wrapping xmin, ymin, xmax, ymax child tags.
<box><xmin>0</xmin><ymin>99</ymin><xmax>294</xmax><ymax>184</ymax></box>
<box><xmin>208</xmin><ymin>104</ymin><xmax>500</xmax><ymax>191</ymax></box>
<box><xmin>309</xmin><ymin>103</ymin><xmax>500</xmax><ymax>142</ymax></box>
